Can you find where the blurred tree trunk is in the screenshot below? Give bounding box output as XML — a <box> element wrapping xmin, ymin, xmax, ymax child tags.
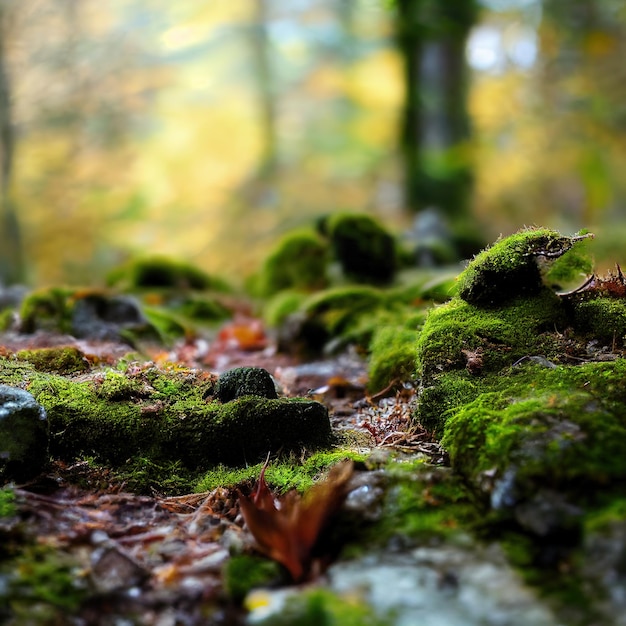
<box><xmin>0</xmin><ymin>4</ymin><xmax>24</xmax><ymax>285</ymax></box>
<box><xmin>251</xmin><ymin>0</ymin><xmax>278</xmax><ymax>180</ymax></box>
<box><xmin>396</xmin><ymin>0</ymin><xmax>479</xmax><ymax>219</ymax></box>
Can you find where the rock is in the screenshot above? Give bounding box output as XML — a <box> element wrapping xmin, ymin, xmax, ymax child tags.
<box><xmin>216</xmin><ymin>367</ymin><xmax>278</xmax><ymax>402</ymax></box>
<box><xmin>0</xmin><ymin>385</ymin><xmax>48</xmax><ymax>481</ymax></box>
<box><xmin>456</xmin><ymin>228</ymin><xmax>592</xmax><ymax>306</ymax></box>
<box><xmin>71</xmin><ymin>293</ymin><xmax>148</xmax><ymax>342</ymax></box>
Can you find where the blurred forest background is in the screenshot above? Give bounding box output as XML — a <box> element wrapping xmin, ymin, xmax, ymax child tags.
<box><xmin>0</xmin><ymin>0</ymin><xmax>625</xmax><ymax>287</ymax></box>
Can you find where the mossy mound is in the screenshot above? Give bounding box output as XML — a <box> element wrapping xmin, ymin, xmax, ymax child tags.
<box><xmin>323</xmin><ymin>213</ymin><xmax>397</xmax><ymax>285</ymax></box>
<box><xmin>107</xmin><ymin>256</ymin><xmax>231</xmax><ymax>292</ymax></box>
<box><xmin>457</xmin><ymin>227</ymin><xmax>592</xmax><ymax>306</ymax></box>
<box><xmin>15</xmin><ymin>347</ymin><xmax>90</xmax><ymax>374</ymax></box>
<box><xmin>414</xmin><ymin>227</ymin><xmax>626</xmax><ymax>560</ymax></box>
<box><xmin>254</xmin><ymin>230</ymin><xmax>329</xmax><ymax>297</ymax></box>
<box><xmin>442</xmin><ymin>361</ymin><xmax>626</xmax><ymax>538</ymax></box>
<box><xmin>0</xmin><ymin>359</ymin><xmax>331</xmax><ymax>490</ymax></box>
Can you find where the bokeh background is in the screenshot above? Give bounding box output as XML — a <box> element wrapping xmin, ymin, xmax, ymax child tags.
<box><xmin>1</xmin><ymin>0</ymin><xmax>625</xmax><ymax>287</ymax></box>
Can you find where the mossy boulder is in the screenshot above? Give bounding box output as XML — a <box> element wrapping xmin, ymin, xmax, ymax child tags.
<box><xmin>442</xmin><ymin>360</ymin><xmax>626</xmax><ymax>542</ymax></box>
<box><xmin>15</xmin><ymin>347</ymin><xmax>90</xmax><ymax>374</ymax></box>
<box><xmin>323</xmin><ymin>213</ymin><xmax>397</xmax><ymax>284</ymax></box>
<box><xmin>107</xmin><ymin>256</ymin><xmax>231</xmax><ymax>292</ymax></box>
<box><xmin>216</xmin><ymin>366</ymin><xmax>278</xmax><ymax>402</ymax></box>
<box><xmin>414</xmin><ymin>227</ymin><xmax>626</xmax><ymax>555</ymax></box>
<box><xmin>255</xmin><ymin>231</ymin><xmax>329</xmax><ymax>296</ymax></box>
<box><xmin>457</xmin><ymin>227</ymin><xmax>592</xmax><ymax>306</ymax></box>
<box><xmin>0</xmin><ymin>360</ymin><xmax>331</xmax><ymax>488</ymax></box>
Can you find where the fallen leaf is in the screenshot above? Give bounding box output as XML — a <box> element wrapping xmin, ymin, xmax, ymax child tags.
<box><xmin>237</xmin><ymin>460</ymin><xmax>353</xmax><ymax>582</ymax></box>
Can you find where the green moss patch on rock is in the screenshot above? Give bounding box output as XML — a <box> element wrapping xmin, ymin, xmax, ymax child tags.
<box><xmin>413</xmin><ymin>227</ymin><xmax>626</xmax><ymax>579</ymax></box>
<box><xmin>323</xmin><ymin>213</ymin><xmax>398</xmax><ymax>285</ymax></box>
<box><xmin>107</xmin><ymin>256</ymin><xmax>231</xmax><ymax>292</ymax></box>
<box><xmin>254</xmin><ymin>230</ymin><xmax>329</xmax><ymax>297</ymax></box>
<box><xmin>0</xmin><ymin>359</ymin><xmax>332</xmax><ymax>491</ymax></box>
<box><xmin>15</xmin><ymin>347</ymin><xmax>90</xmax><ymax>374</ymax></box>
<box><xmin>457</xmin><ymin>227</ymin><xmax>592</xmax><ymax>306</ymax></box>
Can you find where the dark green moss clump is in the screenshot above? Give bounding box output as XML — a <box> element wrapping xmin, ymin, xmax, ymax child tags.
<box><xmin>324</xmin><ymin>213</ymin><xmax>397</xmax><ymax>284</ymax></box>
<box><xmin>216</xmin><ymin>366</ymin><xmax>278</xmax><ymax>402</ymax></box>
<box><xmin>255</xmin><ymin>230</ymin><xmax>329</xmax><ymax>296</ymax></box>
<box><xmin>457</xmin><ymin>228</ymin><xmax>592</xmax><ymax>306</ymax></box>
<box><xmin>107</xmin><ymin>256</ymin><xmax>231</xmax><ymax>292</ymax></box>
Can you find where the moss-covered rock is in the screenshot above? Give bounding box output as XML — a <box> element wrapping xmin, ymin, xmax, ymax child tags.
<box><xmin>19</xmin><ymin>287</ymin><xmax>75</xmax><ymax>334</ymax></box>
<box><xmin>414</xmin><ymin>227</ymin><xmax>626</xmax><ymax>563</ymax></box>
<box><xmin>107</xmin><ymin>256</ymin><xmax>231</xmax><ymax>292</ymax></box>
<box><xmin>323</xmin><ymin>213</ymin><xmax>397</xmax><ymax>285</ymax></box>
<box><xmin>255</xmin><ymin>230</ymin><xmax>329</xmax><ymax>296</ymax></box>
<box><xmin>15</xmin><ymin>347</ymin><xmax>90</xmax><ymax>375</ymax></box>
<box><xmin>0</xmin><ymin>360</ymin><xmax>331</xmax><ymax>489</ymax></box>
<box><xmin>216</xmin><ymin>366</ymin><xmax>278</xmax><ymax>402</ymax></box>
<box><xmin>457</xmin><ymin>227</ymin><xmax>592</xmax><ymax>306</ymax></box>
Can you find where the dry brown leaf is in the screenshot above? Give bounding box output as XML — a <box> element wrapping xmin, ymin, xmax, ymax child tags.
<box><xmin>237</xmin><ymin>460</ymin><xmax>353</xmax><ymax>582</ymax></box>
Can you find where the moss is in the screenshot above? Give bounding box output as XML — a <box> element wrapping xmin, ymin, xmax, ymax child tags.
<box><xmin>107</xmin><ymin>255</ymin><xmax>231</xmax><ymax>292</ymax></box>
<box><xmin>325</xmin><ymin>213</ymin><xmax>397</xmax><ymax>285</ymax></box>
<box><xmin>297</xmin><ymin>285</ymin><xmax>387</xmax><ymax>351</ymax></box>
<box><xmin>457</xmin><ymin>227</ymin><xmax>591</xmax><ymax>306</ymax></box>
<box><xmin>255</xmin><ymin>230</ymin><xmax>329</xmax><ymax>296</ymax></box>
<box><xmin>371</xmin><ymin>457</ymin><xmax>475</xmax><ymax>545</ymax></box>
<box><xmin>440</xmin><ymin>361</ymin><xmax>626</xmax><ymax>530</ymax></box>
<box><xmin>415</xmin><ymin>290</ymin><xmax>565</xmax><ymax>384</ymax></box>
<box><xmin>0</xmin><ymin>486</ymin><xmax>16</xmax><ymax>517</ymax></box>
<box><xmin>19</xmin><ymin>286</ymin><xmax>75</xmax><ymax>334</ymax></box>
<box><xmin>15</xmin><ymin>346</ymin><xmax>90</xmax><ymax>374</ymax></box>
<box><xmin>216</xmin><ymin>366</ymin><xmax>277</xmax><ymax>402</ymax></box>
<box><xmin>571</xmin><ymin>297</ymin><xmax>626</xmax><ymax>346</ymax></box>
<box><xmin>367</xmin><ymin>325</ymin><xmax>420</xmax><ymax>393</ymax></box>
<box><xmin>3</xmin><ymin>544</ymin><xmax>87</xmax><ymax>617</ymax></box>
<box><xmin>195</xmin><ymin>450</ymin><xmax>367</xmax><ymax>494</ymax></box>
<box><xmin>0</xmin><ymin>360</ymin><xmax>331</xmax><ymax>492</ymax></box>
<box><xmin>223</xmin><ymin>555</ymin><xmax>282</xmax><ymax>603</ymax></box>
<box><xmin>263</xmin><ymin>290</ymin><xmax>309</xmax><ymax>328</ymax></box>
<box><xmin>250</xmin><ymin>587</ymin><xmax>395</xmax><ymax>626</ymax></box>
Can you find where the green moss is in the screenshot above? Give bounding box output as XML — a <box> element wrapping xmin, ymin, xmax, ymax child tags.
<box><xmin>4</xmin><ymin>544</ymin><xmax>87</xmax><ymax>615</ymax></box>
<box><xmin>195</xmin><ymin>450</ymin><xmax>367</xmax><ymax>494</ymax></box>
<box><xmin>223</xmin><ymin>555</ymin><xmax>282</xmax><ymax>603</ymax></box>
<box><xmin>19</xmin><ymin>287</ymin><xmax>75</xmax><ymax>334</ymax></box>
<box><xmin>325</xmin><ymin>213</ymin><xmax>397</xmax><ymax>285</ymax></box>
<box><xmin>457</xmin><ymin>228</ymin><xmax>592</xmax><ymax>306</ymax></box>
<box><xmin>416</xmin><ymin>291</ymin><xmax>565</xmax><ymax>383</ymax></box>
<box><xmin>0</xmin><ymin>360</ymin><xmax>331</xmax><ymax>493</ymax></box>
<box><xmin>571</xmin><ymin>297</ymin><xmax>626</xmax><ymax>346</ymax></box>
<box><xmin>255</xmin><ymin>230</ymin><xmax>329</xmax><ymax>296</ymax></box>
<box><xmin>263</xmin><ymin>290</ymin><xmax>309</xmax><ymax>328</ymax></box>
<box><xmin>107</xmin><ymin>255</ymin><xmax>230</xmax><ymax>291</ymax></box>
<box><xmin>373</xmin><ymin>458</ymin><xmax>475</xmax><ymax>544</ymax></box>
<box><xmin>15</xmin><ymin>347</ymin><xmax>90</xmax><ymax>374</ymax></box>
<box><xmin>0</xmin><ymin>486</ymin><xmax>16</xmax><ymax>517</ymax></box>
<box><xmin>367</xmin><ymin>325</ymin><xmax>419</xmax><ymax>393</ymax></box>
<box><xmin>253</xmin><ymin>588</ymin><xmax>395</xmax><ymax>626</ymax></box>
<box><xmin>441</xmin><ymin>360</ymin><xmax>626</xmax><ymax>519</ymax></box>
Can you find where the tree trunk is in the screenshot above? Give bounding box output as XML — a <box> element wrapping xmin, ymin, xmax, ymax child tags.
<box><xmin>396</xmin><ymin>0</ymin><xmax>479</xmax><ymax>218</ymax></box>
<box><xmin>251</xmin><ymin>0</ymin><xmax>278</xmax><ymax>180</ymax></box>
<box><xmin>0</xmin><ymin>5</ymin><xmax>24</xmax><ymax>285</ymax></box>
